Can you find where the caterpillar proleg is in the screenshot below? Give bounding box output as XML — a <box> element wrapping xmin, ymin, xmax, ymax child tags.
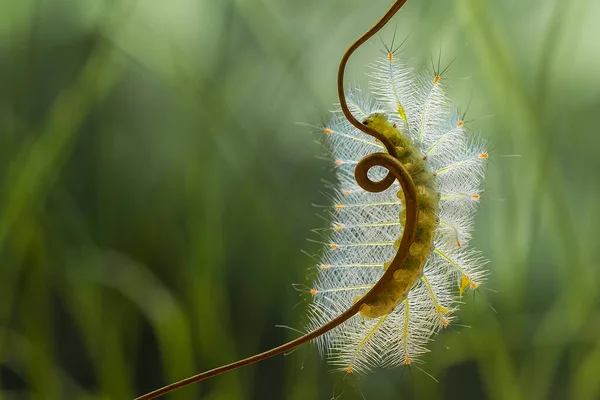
<box><xmin>306</xmin><ymin>49</ymin><xmax>489</xmax><ymax>373</ymax></box>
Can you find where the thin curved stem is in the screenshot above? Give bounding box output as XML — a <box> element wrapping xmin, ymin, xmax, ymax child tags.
<box><xmin>337</xmin><ymin>0</ymin><xmax>408</xmax><ymax>159</ymax></box>
<box><xmin>134</xmin><ymin>1</ymin><xmax>411</xmax><ymax>399</ymax></box>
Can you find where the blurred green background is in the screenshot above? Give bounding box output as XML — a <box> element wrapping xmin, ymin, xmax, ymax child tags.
<box><xmin>1</xmin><ymin>0</ymin><xmax>599</xmax><ymax>399</ymax></box>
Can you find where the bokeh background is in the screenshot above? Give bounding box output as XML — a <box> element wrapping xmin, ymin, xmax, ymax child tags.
<box><xmin>1</xmin><ymin>0</ymin><xmax>599</xmax><ymax>399</ymax></box>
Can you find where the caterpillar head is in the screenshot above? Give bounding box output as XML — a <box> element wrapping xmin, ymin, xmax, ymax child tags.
<box><xmin>361</xmin><ymin>112</ymin><xmax>389</xmax><ymax>129</ymax></box>
<box><xmin>362</xmin><ymin>112</ymin><xmax>403</xmax><ymax>145</ymax></box>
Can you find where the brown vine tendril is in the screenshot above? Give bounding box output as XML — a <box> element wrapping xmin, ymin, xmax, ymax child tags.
<box><xmin>134</xmin><ymin>1</ymin><xmax>414</xmax><ymax>399</ymax></box>
<box><xmin>338</xmin><ymin>0</ymin><xmax>408</xmax><ymax>160</ymax></box>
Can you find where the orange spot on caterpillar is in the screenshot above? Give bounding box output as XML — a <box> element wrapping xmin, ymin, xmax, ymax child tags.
<box><xmin>334</xmin><ymin>224</ymin><xmax>344</xmax><ymax>230</ymax></box>
<box><xmin>320</xmin><ymin>264</ymin><xmax>329</xmax><ymax>269</ymax></box>
<box><xmin>436</xmin><ymin>302</ymin><xmax>451</xmax><ymax>327</ymax></box>
<box><xmin>434</xmin><ymin>75</ymin><xmax>440</xmax><ymax>84</ymax></box>
<box><xmin>343</xmin><ymin>190</ymin><xmax>352</xmax><ymax>195</ymax></box>
<box><xmin>329</xmin><ymin>243</ymin><xmax>339</xmax><ymax>249</ymax></box>
<box><xmin>335</xmin><ymin>159</ymin><xmax>344</xmax><ymax>166</ymax></box>
<box><xmin>471</xmin><ymin>193</ymin><xmax>480</xmax><ymax>200</ymax></box>
<box><xmin>405</xmin><ymin>357</ymin><xmax>411</xmax><ymax>365</ymax></box>
<box><xmin>347</xmin><ymin>366</ymin><xmax>353</xmax><ymax>374</ymax></box>
<box><xmin>393</xmin><ymin>123</ymin><xmax>397</xmax><ymax>128</ymax></box>
<box><xmin>457</xmin><ymin>241</ymin><xmax>462</xmax><ymax>247</ymax></box>
<box><xmin>323</xmin><ymin>128</ymin><xmax>333</xmax><ymax>134</ymax></box>
<box><xmin>457</xmin><ymin>120</ymin><xmax>464</xmax><ymax>127</ymax></box>
<box><xmin>388</xmin><ymin>52</ymin><xmax>393</xmax><ymax>63</ymax></box>
<box><xmin>335</xmin><ymin>204</ymin><xmax>344</xmax><ymax>209</ymax></box>
<box><xmin>310</xmin><ymin>289</ymin><xmax>318</xmax><ymax>295</ymax></box>
<box><xmin>471</xmin><ymin>281</ymin><xmax>478</xmax><ymax>289</ymax></box>
<box><xmin>479</xmin><ymin>152</ymin><xmax>489</xmax><ymax>159</ymax></box>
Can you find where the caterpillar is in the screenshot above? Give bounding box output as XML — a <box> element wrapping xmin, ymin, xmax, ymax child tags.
<box><xmin>306</xmin><ymin>49</ymin><xmax>488</xmax><ymax>373</ymax></box>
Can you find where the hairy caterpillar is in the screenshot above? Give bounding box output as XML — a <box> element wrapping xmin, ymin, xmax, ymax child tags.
<box><xmin>307</xmin><ymin>49</ymin><xmax>488</xmax><ymax>373</ymax></box>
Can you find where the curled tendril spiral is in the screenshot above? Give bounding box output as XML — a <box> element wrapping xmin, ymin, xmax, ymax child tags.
<box><xmin>354</xmin><ymin>153</ymin><xmax>418</xmax><ymax>293</ymax></box>
<box><xmin>135</xmin><ymin>1</ymin><xmax>414</xmax><ymax>399</ymax></box>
